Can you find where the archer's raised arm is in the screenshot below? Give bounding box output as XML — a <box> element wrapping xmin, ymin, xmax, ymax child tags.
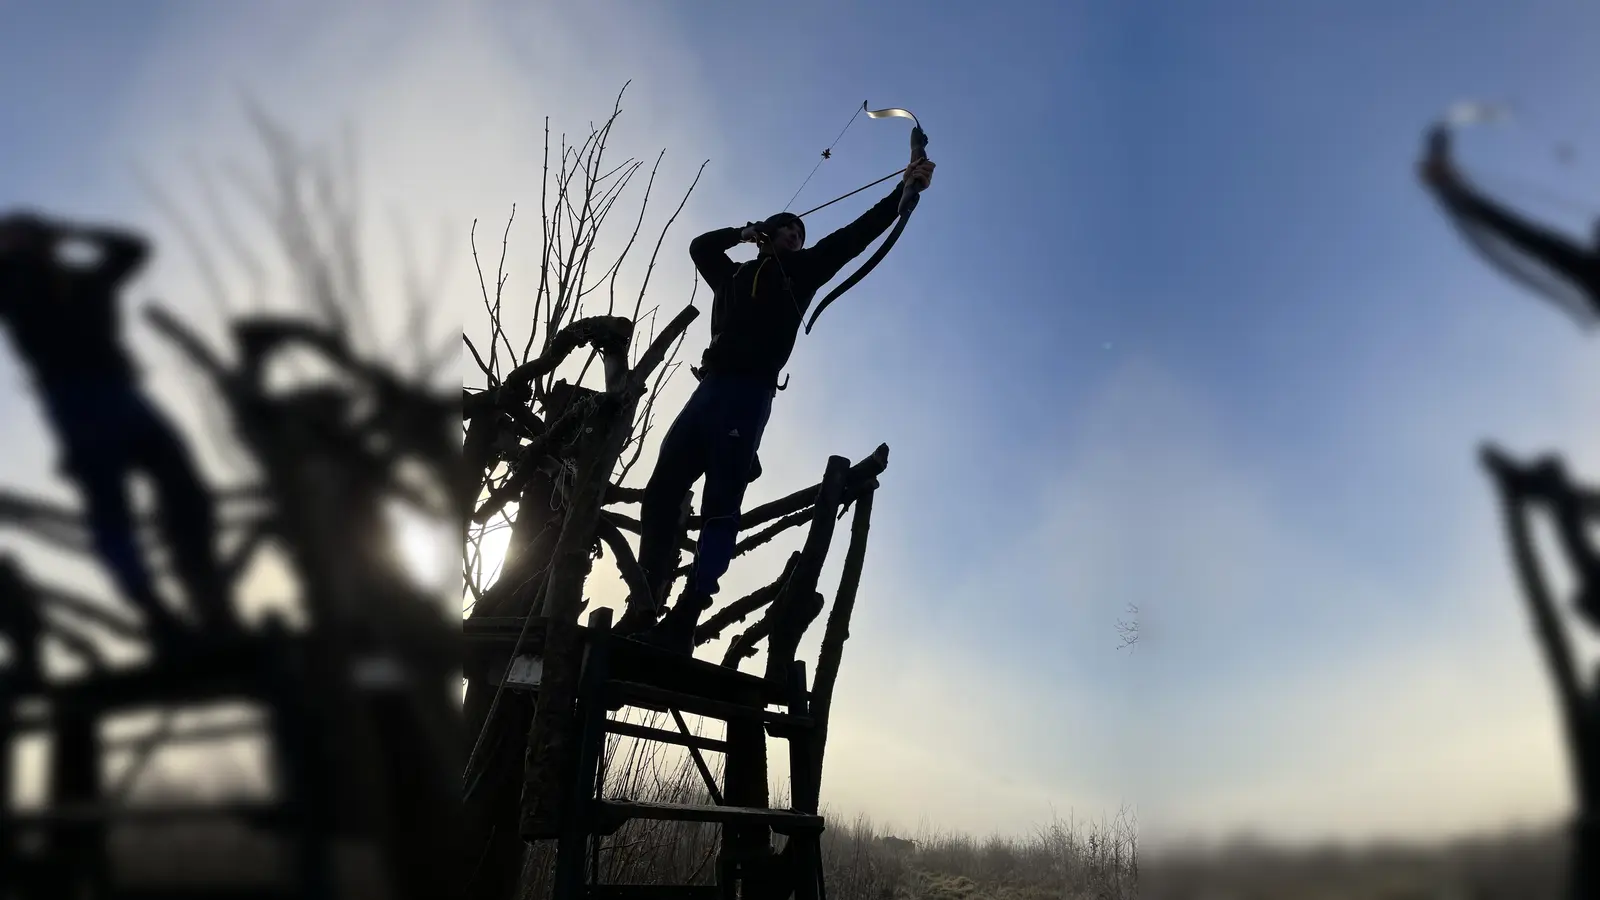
<box><xmin>689</xmin><ymin>227</ymin><xmax>743</xmax><ymax>289</ymax></box>
<box><xmin>1430</xmin><ymin>172</ymin><xmax>1592</xmax><ymax>287</ymax></box>
<box><xmin>796</xmin><ymin>184</ymin><xmax>905</xmax><ymax>289</ymax></box>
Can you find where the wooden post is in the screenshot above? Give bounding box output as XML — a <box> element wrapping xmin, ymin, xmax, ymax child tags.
<box><xmin>254</xmin><ymin>621</ymin><xmax>330</xmax><ymax>898</ymax></box>
<box><xmin>551</xmin><ymin>607</ymin><xmax>613</xmax><ymax>900</ymax></box>
<box><xmin>785</xmin><ymin>660</ymin><xmax>822</xmax><ymax>900</ymax></box>
<box><xmin>807</xmin><ymin>486</ymin><xmax>875</xmax><ymax>811</ymax></box>
<box><xmin>51</xmin><ymin>706</ymin><xmax>107</xmax><ymax>895</ymax></box>
<box><xmin>720</xmin><ymin>679</ymin><xmax>770</xmax><ymax>892</ymax></box>
<box><xmin>0</xmin><ymin>555</ymin><xmax>41</xmax><ymax>890</ymax></box>
<box><xmin>764</xmin><ymin>456</ymin><xmax>850</xmax><ymax>685</ymax></box>
<box><xmin>521</xmin><ymin>616</ymin><xmax>586</xmax><ymax>842</ymax></box>
<box><xmin>0</xmin><ymin>691</ymin><xmax>15</xmax><ymax>891</ymax></box>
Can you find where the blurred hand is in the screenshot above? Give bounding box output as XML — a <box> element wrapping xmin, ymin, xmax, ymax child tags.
<box><xmin>905</xmin><ymin>158</ymin><xmax>935</xmax><ymax>191</ymax></box>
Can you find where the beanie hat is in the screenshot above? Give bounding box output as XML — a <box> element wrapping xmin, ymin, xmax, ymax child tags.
<box><xmin>760</xmin><ymin>212</ymin><xmax>805</xmax><ymax>245</ymax></box>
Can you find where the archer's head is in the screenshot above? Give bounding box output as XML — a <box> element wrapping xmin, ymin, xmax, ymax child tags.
<box><xmin>758</xmin><ymin>213</ymin><xmax>804</xmax><ymax>255</ymax></box>
<box><xmin>0</xmin><ymin>212</ymin><xmax>52</xmax><ymax>261</ymax></box>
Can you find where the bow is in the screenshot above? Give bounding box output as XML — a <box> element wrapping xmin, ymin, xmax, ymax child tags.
<box><xmin>803</xmin><ymin>105</ymin><xmax>928</xmax><ymax>334</ymax></box>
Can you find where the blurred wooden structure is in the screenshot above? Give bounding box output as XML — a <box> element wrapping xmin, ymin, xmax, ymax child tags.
<box><xmin>1482</xmin><ymin>447</ymin><xmax>1600</xmax><ymax>900</ymax></box>
<box><xmin>0</xmin><ymin>308</ymin><xmax>459</xmax><ymax>899</ymax></box>
<box><xmin>0</xmin><ymin>621</ymin><xmax>335</xmax><ymax>899</ymax></box>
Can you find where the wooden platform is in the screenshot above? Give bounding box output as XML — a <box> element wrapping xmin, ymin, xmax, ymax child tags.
<box><xmin>0</xmin><ymin>628</ymin><xmax>334</xmax><ymax>900</ymax></box>
<box><xmin>464</xmin><ymin>614</ymin><xmax>790</xmax><ymax>708</ymax></box>
<box><xmin>593</xmin><ymin>800</ymin><xmax>823</xmax><ymax>837</ymax></box>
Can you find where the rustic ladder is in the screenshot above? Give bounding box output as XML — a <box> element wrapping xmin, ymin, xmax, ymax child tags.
<box><xmin>467</xmin><ymin>607</ymin><xmax>828</xmax><ymax>900</ymax></box>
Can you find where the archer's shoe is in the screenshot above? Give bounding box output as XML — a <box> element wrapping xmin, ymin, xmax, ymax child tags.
<box><xmin>636</xmin><ymin>592</ymin><xmax>710</xmax><ymax>656</ymax></box>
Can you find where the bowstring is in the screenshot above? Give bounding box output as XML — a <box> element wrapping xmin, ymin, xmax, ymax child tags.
<box><xmin>783</xmin><ymin>102</ymin><xmax>867</xmax><ymax>213</ymax></box>
<box><xmin>794</xmin><ymin>166</ymin><xmax>909</xmax><ymax>220</ymax></box>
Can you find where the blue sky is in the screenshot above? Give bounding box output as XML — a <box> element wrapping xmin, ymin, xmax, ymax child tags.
<box><xmin>5</xmin><ymin>0</ymin><xmax>1600</xmax><ymax>850</ymax></box>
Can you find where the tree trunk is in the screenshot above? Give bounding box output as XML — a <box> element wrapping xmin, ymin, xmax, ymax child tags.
<box><xmin>463</xmin><ymin>466</ymin><xmax>563</xmax><ymax>899</ymax></box>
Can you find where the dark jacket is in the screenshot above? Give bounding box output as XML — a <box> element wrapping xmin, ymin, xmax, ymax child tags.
<box><xmin>0</xmin><ymin>228</ymin><xmax>148</xmax><ymax>387</ymax></box>
<box><xmin>690</xmin><ymin>183</ymin><xmax>907</xmax><ymax>383</ymax></box>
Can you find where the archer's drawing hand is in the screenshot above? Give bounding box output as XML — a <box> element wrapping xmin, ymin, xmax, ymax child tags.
<box><xmin>0</xmin><ymin>209</ymin><xmax>51</xmax><ymax>239</ymax></box>
<box><xmin>739</xmin><ymin>223</ymin><xmax>761</xmax><ymax>243</ymax></box>
<box><xmin>1419</xmin><ymin>155</ymin><xmax>1458</xmax><ymax>190</ymax></box>
<box><xmin>1418</xmin><ymin>129</ymin><xmax>1457</xmax><ymax>190</ymax></box>
<box><xmin>904</xmin><ymin>159</ymin><xmax>935</xmax><ymax>191</ymax></box>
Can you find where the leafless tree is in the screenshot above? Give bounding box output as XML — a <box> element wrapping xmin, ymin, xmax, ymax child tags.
<box><xmin>460</xmin><ymin>83</ymin><xmax>707</xmax><ymax>900</ymax></box>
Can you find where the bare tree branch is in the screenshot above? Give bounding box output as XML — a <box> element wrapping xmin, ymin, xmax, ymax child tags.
<box><xmin>594</xmin><ymin>516</ymin><xmax>650</xmax><ymax>605</ymax></box>
<box><xmin>695</xmin><ymin>551</ymin><xmax>799</xmax><ymax>647</ymax></box>
<box><xmin>632</xmin><ymin>160</ymin><xmax>709</xmax><ymax>326</ymax></box>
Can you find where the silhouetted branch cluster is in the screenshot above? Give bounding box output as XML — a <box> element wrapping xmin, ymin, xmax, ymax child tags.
<box><xmin>462</xmin><ymin>82</ymin><xmax>708</xmax><ymax>617</ymax></box>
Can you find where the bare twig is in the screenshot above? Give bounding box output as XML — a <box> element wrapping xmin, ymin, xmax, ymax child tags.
<box><xmin>494</xmin><ymin>205</ymin><xmax>518</xmax><ymax>366</ymax></box>
<box><xmin>632</xmin><ymin>160</ymin><xmax>709</xmax><ymax>326</ymax></box>
<box><xmin>1115</xmin><ymin>604</ymin><xmax>1140</xmax><ymax>652</ymax></box>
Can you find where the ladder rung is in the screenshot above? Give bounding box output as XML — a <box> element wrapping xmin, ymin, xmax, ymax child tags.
<box><xmin>588</xmin><ymin>886</ymin><xmax>720</xmax><ymax>900</ymax></box>
<box><xmin>604</xmin><ymin>682</ymin><xmax>812</xmax><ymax>731</ymax></box>
<box><xmin>604</xmin><ymin>719</ymin><xmax>728</xmax><ymax>753</ymax></box>
<box><xmin>609</xmin><ymin>635</ymin><xmax>780</xmax><ymax>705</ymax></box>
<box><xmin>594</xmin><ymin>799</ymin><xmax>823</xmax><ymax>836</ymax></box>
<box><xmin>111</xmin><ymin>883</ymin><xmax>299</xmax><ymax>890</ymax></box>
<box><xmin>6</xmin><ymin>800</ymin><xmax>288</xmax><ymax>828</ymax></box>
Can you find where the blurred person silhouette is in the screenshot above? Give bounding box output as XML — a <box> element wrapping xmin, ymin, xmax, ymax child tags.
<box><xmin>0</xmin><ymin>210</ymin><xmax>236</xmax><ymax>654</ymax></box>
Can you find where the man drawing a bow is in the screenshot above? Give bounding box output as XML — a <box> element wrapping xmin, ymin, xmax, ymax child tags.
<box><xmin>616</xmin><ymin>153</ymin><xmax>936</xmax><ymax>654</ymax></box>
